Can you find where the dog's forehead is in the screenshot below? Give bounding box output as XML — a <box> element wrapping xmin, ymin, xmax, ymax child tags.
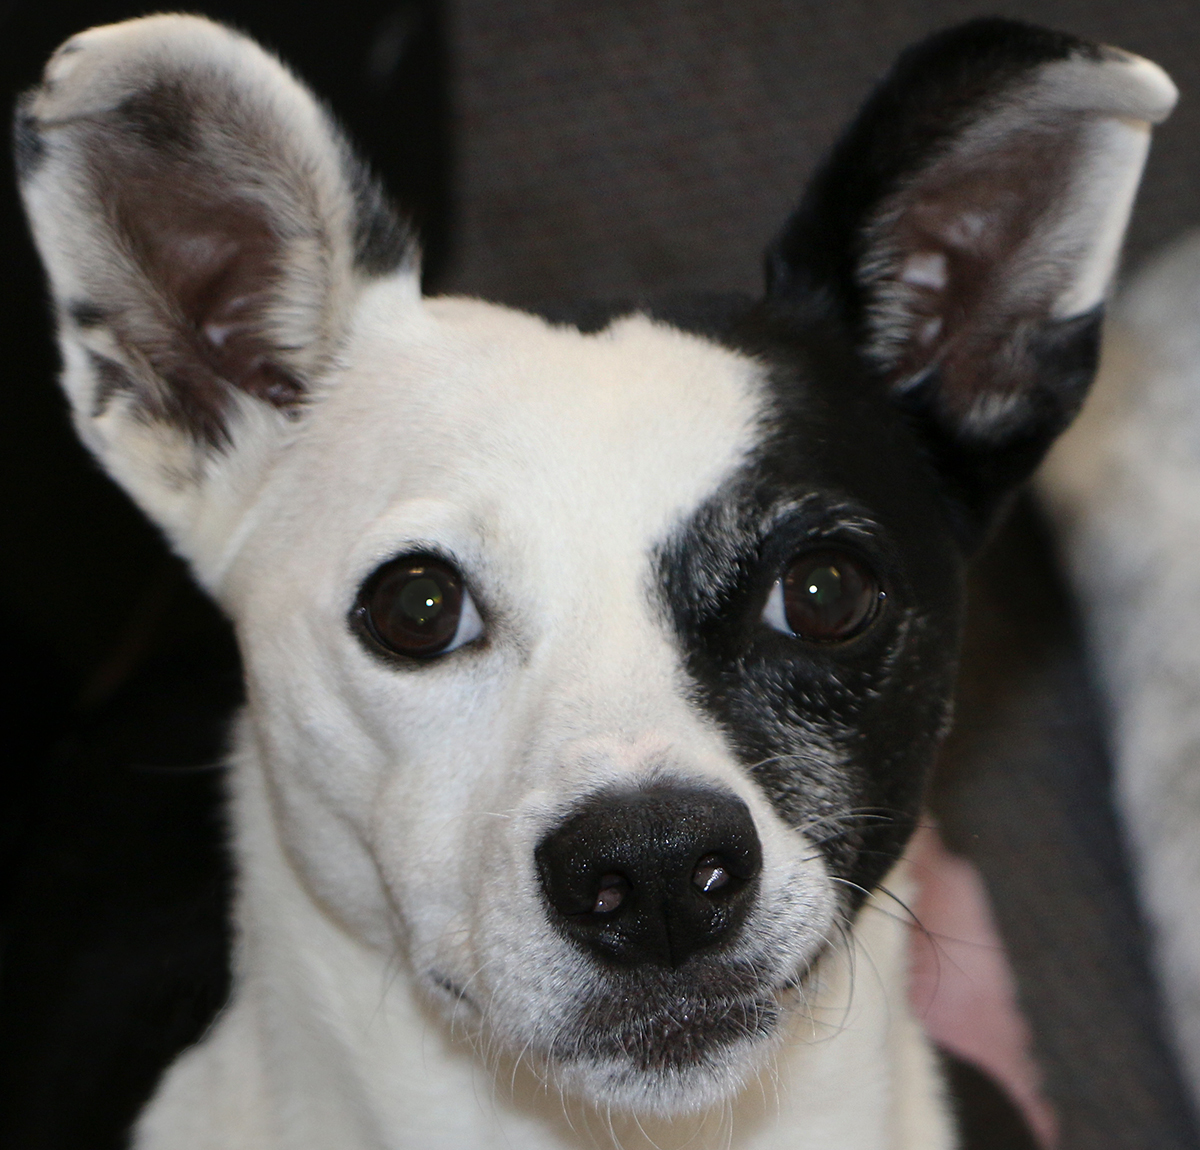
<box><xmin>246</xmin><ymin>289</ymin><xmax>770</xmax><ymax>585</ymax></box>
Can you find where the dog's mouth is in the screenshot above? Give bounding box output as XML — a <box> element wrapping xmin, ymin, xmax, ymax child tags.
<box><xmin>430</xmin><ymin>959</ymin><xmax>794</xmax><ymax>1116</ymax></box>
<box><xmin>560</xmin><ymin>982</ymin><xmax>782</xmax><ymax>1074</ymax></box>
<box><xmin>532</xmin><ymin>953</ymin><xmax>810</xmax><ymax>1114</ymax></box>
<box><xmin>433</xmin><ymin>972</ymin><xmax>473</xmax><ymax>1004</ymax></box>
<box><xmin>537</xmin><ymin>967</ymin><xmax>795</xmax><ymax>1116</ymax></box>
<box><xmin>432</xmin><ymin>953</ymin><xmax>793</xmax><ymax>1029</ymax></box>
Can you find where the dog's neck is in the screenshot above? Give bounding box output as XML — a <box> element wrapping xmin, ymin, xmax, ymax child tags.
<box><xmin>132</xmin><ymin>732</ymin><xmax>951</xmax><ymax>1150</ymax></box>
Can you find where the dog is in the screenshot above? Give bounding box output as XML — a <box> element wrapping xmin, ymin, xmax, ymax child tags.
<box><xmin>14</xmin><ymin>14</ymin><xmax>1175</xmax><ymax>1149</ymax></box>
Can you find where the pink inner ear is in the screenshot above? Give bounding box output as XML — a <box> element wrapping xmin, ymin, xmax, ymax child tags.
<box><xmin>878</xmin><ymin>127</ymin><xmax>1081</xmax><ymax>419</ymax></box>
<box><xmin>106</xmin><ymin>165</ymin><xmax>305</xmax><ymax>433</ymax></box>
<box><xmin>908</xmin><ymin>823</ymin><xmax>1058</xmax><ymax>1148</ymax></box>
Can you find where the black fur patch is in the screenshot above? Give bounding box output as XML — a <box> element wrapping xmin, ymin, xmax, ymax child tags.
<box><xmin>652</xmin><ymin>299</ymin><xmax>965</xmax><ymax>910</ymax></box>
<box><xmin>347</xmin><ymin>152</ymin><xmax>414</xmax><ymax>276</ymax></box>
<box><xmin>87</xmin><ymin>351</ymin><xmax>137</xmax><ymax>417</ymax></box>
<box><xmin>765</xmin><ymin>18</ymin><xmax>1093</xmax><ymax>318</ymax></box>
<box><xmin>69</xmin><ymin>301</ymin><xmax>107</xmax><ymax>329</ymax></box>
<box><xmin>12</xmin><ymin>97</ymin><xmax>45</xmax><ymax>180</ymax></box>
<box><xmin>531</xmin><ymin>289</ymin><xmax>969</xmax><ymax>912</ymax></box>
<box><xmin>117</xmin><ymin>81</ymin><xmax>199</xmax><ymax>154</ymax></box>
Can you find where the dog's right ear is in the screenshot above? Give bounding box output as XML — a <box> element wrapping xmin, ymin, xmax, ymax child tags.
<box><xmin>765</xmin><ymin>19</ymin><xmax>1175</xmax><ymax>542</ymax></box>
<box><xmin>16</xmin><ymin>15</ymin><xmax>414</xmax><ymax>584</ymax></box>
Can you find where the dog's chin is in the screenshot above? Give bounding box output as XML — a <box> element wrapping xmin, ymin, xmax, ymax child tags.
<box><xmin>547</xmin><ymin>991</ymin><xmax>785</xmax><ymax>1118</ymax></box>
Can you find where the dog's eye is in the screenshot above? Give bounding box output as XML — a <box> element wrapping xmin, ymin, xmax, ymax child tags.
<box><xmin>358</xmin><ymin>555</ymin><xmax>483</xmax><ymax>658</ymax></box>
<box><xmin>762</xmin><ymin>549</ymin><xmax>883</xmax><ymax>642</ymax></box>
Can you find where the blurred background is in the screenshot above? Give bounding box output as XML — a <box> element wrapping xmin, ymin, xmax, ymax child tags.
<box><xmin>4</xmin><ymin>2</ymin><xmax>1200</xmax><ymax>1147</ymax></box>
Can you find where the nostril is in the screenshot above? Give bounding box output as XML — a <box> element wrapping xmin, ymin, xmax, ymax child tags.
<box><xmin>692</xmin><ymin>853</ymin><xmax>732</xmax><ymax>895</ymax></box>
<box><xmin>592</xmin><ymin>873</ymin><xmax>630</xmax><ymax>914</ymax></box>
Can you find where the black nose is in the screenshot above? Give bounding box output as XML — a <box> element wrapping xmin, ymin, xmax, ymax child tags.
<box><xmin>535</xmin><ymin>782</ymin><xmax>762</xmax><ymax>969</ymax></box>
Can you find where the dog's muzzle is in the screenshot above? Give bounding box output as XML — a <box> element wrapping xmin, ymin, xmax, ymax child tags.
<box><xmin>530</xmin><ymin>781</ymin><xmax>783</xmax><ymax>1100</ymax></box>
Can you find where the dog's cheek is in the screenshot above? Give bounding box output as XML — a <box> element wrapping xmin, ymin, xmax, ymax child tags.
<box><xmin>369</xmin><ymin>749</ymin><xmax>504</xmax><ymax>980</ymax></box>
<box><xmin>363</xmin><ymin>672</ymin><xmax>535</xmax><ymax>972</ymax></box>
<box><xmin>231</xmin><ymin>611</ymin><xmax>473</xmax><ymax>949</ymax></box>
<box><xmin>229</xmin><ymin>534</ymin><xmax>548</xmax><ymax>973</ymax></box>
<box><xmin>240</xmin><ymin>660</ymin><xmax>402</xmax><ymax>945</ymax></box>
<box><xmin>749</xmin><ymin>809</ymin><xmax>840</xmax><ymax>967</ymax></box>
<box><xmin>471</xmin><ymin>883</ymin><xmax>592</xmax><ymax>1049</ymax></box>
<box><xmin>717</xmin><ymin>615</ymin><xmax>959</xmax><ymax>901</ymax></box>
<box><xmin>371</xmin><ymin>769</ymin><xmax>599</xmax><ymax>1045</ymax></box>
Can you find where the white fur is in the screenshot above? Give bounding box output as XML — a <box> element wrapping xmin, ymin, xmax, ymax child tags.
<box><xmin>1022</xmin><ymin>50</ymin><xmax>1173</xmax><ymax>321</ymax></box>
<box><xmin>1041</xmin><ymin>230</ymin><xmax>1200</xmax><ymax>1107</ymax></box>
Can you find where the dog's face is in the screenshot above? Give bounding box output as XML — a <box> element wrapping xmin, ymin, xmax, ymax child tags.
<box><xmin>228</xmin><ymin>292</ymin><xmax>963</xmax><ymax>1110</ymax></box>
<box><xmin>17</xmin><ymin>15</ymin><xmax>1173</xmax><ymax>1116</ymax></box>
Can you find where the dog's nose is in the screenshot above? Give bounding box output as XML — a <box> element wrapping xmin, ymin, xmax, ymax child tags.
<box><xmin>535</xmin><ymin>782</ymin><xmax>762</xmax><ymax>969</ymax></box>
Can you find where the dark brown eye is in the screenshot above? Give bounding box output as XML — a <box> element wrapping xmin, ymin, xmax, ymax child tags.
<box><xmin>358</xmin><ymin>555</ymin><xmax>480</xmax><ymax>657</ymax></box>
<box><xmin>764</xmin><ymin>549</ymin><xmax>883</xmax><ymax>642</ymax></box>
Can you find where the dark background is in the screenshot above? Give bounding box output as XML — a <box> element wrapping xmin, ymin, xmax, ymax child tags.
<box><xmin>3</xmin><ymin>2</ymin><xmax>1200</xmax><ymax>1147</ymax></box>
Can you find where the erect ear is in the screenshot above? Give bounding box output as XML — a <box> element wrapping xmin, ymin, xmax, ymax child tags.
<box><xmin>765</xmin><ymin>18</ymin><xmax>1175</xmax><ymax>539</ymax></box>
<box><xmin>16</xmin><ymin>15</ymin><xmax>414</xmax><ymax>583</ymax></box>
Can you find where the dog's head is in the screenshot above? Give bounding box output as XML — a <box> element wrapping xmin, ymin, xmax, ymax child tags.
<box><xmin>17</xmin><ymin>15</ymin><xmax>1173</xmax><ymax>1116</ymax></box>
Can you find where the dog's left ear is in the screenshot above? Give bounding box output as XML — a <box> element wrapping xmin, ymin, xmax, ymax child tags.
<box><xmin>766</xmin><ymin>19</ymin><xmax>1175</xmax><ymax>537</ymax></box>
